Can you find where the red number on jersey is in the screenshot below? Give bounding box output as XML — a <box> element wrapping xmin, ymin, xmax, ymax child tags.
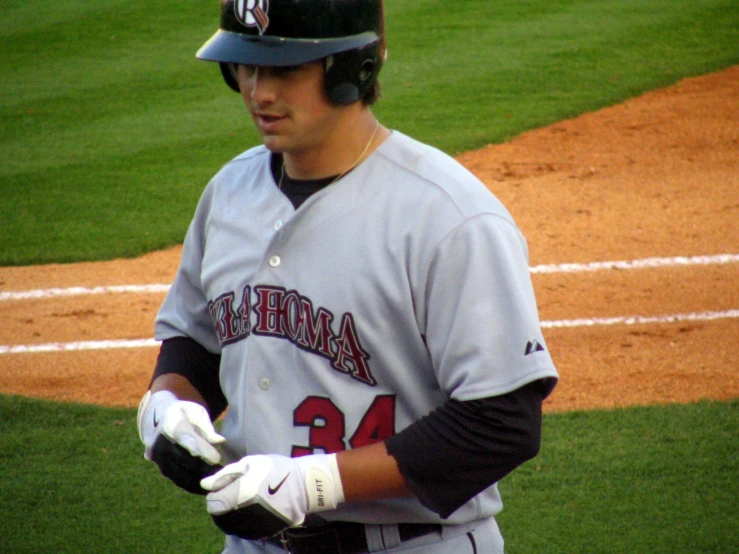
<box><xmin>292</xmin><ymin>395</ymin><xmax>396</xmax><ymax>456</ymax></box>
<box><xmin>349</xmin><ymin>395</ymin><xmax>396</xmax><ymax>449</ymax></box>
<box><xmin>292</xmin><ymin>397</ymin><xmax>346</xmax><ymax>457</ymax></box>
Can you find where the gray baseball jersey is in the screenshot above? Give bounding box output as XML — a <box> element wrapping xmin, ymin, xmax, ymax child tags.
<box><xmin>155</xmin><ymin>131</ymin><xmax>558</xmax><ymax>529</ymax></box>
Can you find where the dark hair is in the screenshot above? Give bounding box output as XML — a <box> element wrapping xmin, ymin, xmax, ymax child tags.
<box><xmin>362</xmin><ymin>80</ymin><xmax>381</xmax><ymax>106</ymax></box>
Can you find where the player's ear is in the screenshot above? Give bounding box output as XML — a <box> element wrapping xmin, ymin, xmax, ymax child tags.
<box><xmin>219</xmin><ymin>63</ymin><xmax>241</xmax><ymax>93</ymax></box>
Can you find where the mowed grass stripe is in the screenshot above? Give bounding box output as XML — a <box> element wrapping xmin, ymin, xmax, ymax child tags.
<box><xmin>1</xmin><ymin>0</ymin><xmax>737</xmax><ymax>265</ymax></box>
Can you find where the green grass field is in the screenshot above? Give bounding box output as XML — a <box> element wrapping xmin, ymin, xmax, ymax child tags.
<box><xmin>1</xmin><ymin>396</ymin><xmax>737</xmax><ymax>553</ymax></box>
<box><xmin>1</xmin><ymin>0</ymin><xmax>737</xmax><ymax>265</ymax></box>
<box><xmin>1</xmin><ymin>0</ymin><xmax>738</xmax><ymax>552</ymax></box>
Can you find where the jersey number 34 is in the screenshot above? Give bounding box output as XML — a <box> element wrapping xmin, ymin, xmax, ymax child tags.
<box><xmin>291</xmin><ymin>395</ymin><xmax>396</xmax><ymax>456</ymax></box>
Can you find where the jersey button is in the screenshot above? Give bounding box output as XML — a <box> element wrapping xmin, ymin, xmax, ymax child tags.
<box><xmin>269</xmin><ymin>255</ymin><xmax>280</xmax><ymax>267</ymax></box>
<box><xmin>274</xmin><ymin>220</ymin><xmax>283</xmax><ymax>230</ymax></box>
<box><xmin>258</xmin><ymin>378</ymin><xmax>271</xmax><ymax>391</ymax></box>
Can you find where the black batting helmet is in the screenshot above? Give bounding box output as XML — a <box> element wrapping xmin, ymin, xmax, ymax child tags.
<box><xmin>196</xmin><ymin>0</ymin><xmax>386</xmax><ymax>105</ymax></box>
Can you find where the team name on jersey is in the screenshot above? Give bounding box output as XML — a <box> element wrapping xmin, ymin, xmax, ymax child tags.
<box><xmin>208</xmin><ymin>285</ymin><xmax>375</xmax><ymax>385</ymax></box>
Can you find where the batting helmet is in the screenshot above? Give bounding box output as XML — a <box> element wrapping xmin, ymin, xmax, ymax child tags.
<box><xmin>196</xmin><ymin>0</ymin><xmax>386</xmax><ymax>105</ymax></box>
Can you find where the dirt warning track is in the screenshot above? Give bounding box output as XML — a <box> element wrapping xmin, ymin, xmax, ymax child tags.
<box><xmin>1</xmin><ymin>67</ymin><xmax>737</xmax><ymax>412</ymax></box>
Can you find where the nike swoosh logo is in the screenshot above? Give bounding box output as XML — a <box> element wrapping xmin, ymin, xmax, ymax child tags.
<box><xmin>267</xmin><ymin>473</ymin><xmax>291</xmax><ymax>495</ymax></box>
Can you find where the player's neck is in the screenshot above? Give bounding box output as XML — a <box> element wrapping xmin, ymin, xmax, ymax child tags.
<box><xmin>283</xmin><ymin>111</ymin><xmax>388</xmax><ymax>181</ymax></box>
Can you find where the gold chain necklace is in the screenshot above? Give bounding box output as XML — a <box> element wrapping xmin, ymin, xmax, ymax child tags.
<box><xmin>279</xmin><ymin>121</ymin><xmax>381</xmax><ymax>190</ymax></box>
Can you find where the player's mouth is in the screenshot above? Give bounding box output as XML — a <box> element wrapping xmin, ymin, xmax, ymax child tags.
<box><xmin>255</xmin><ymin>112</ymin><xmax>287</xmax><ymax>133</ymax></box>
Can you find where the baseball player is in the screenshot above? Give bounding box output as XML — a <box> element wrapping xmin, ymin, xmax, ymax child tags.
<box><xmin>136</xmin><ymin>1</ymin><xmax>558</xmax><ymax>553</ymax></box>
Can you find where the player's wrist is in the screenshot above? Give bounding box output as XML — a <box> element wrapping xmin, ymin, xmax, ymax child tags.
<box><xmin>296</xmin><ymin>453</ymin><xmax>346</xmax><ymax>513</ymax></box>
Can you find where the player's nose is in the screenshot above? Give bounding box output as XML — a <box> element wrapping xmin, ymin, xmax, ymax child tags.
<box><xmin>246</xmin><ymin>67</ymin><xmax>280</xmax><ymax>105</ymax></box>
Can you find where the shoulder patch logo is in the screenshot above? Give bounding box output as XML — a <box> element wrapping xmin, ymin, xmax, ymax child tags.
<box><xmin>234</xmin><ymin>0</ymin><xmax>270</xmax><ymax>35</ymax></box>
<box><xmin>525</xmin><ymin>339</ymin><xmax>546</xmax><ymax>356</ymax></box>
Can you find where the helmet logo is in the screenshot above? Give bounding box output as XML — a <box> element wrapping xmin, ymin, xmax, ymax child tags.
<box><xmin>234</xmin><ymin>0</ymin><xmax>270</xmax><ymax>35</ymax></box>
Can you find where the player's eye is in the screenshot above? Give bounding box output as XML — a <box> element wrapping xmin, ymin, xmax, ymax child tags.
<box><xmin>273</xmin><ymin>65</ymin><xmax>302</xmax><ymax>76</ymax></box>
<box><xmin>238</xmin><ymin>64</ymin><xmax>257</xmax><ymax>78</ymax></box>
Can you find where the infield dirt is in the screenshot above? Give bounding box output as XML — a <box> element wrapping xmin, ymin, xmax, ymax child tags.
<box><xmin>1</xmin><ymin>66</ymin><xmax>737</xmax><ymax>412</ymax></box>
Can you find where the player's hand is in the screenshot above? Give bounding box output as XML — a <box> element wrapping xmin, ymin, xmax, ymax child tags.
<box><xmin>200</xmin><ymin>453</ymin><xmax>345</xmax><ymax>540</ymax></box>
<box><xmin>137</xmin><ymin>390</ymin><xmax>226</xmax><ymax>495</ymax></box>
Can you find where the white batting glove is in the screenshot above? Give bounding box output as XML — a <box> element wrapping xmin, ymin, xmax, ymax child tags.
<box><xmin>201</xmin><ymin>453</ymin><xmax>345</xmax><ymax>540</ymax></box>
<box><xmin>137</xmin><ymin>390</ymin><xmax>226</xmax><ymax>494</ymax></box>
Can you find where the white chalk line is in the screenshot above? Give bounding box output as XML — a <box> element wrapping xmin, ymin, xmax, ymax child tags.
<box><xmin>0</xmin><ymin>284</ymin><xmax>170</xmax><ymax>302</ymax></box>
<box><xmin>529</xmin><ymin>253</ymin><xmax>739</xmax><ymax>274</ymax></box>
<box><xmin>1</xmin><ymin>309</ymin><xmax>737</xmax><ymax>355</ymax></box>
<box><xmin>540</xmin><ymin>309</ymin><xmax>739</xmax><ymax>329</ymax></box>
<box><xmin>1</xmin><ymin>254</ymin><xmax>737</xmax><ymax>302</ymax></box>
<box><xmin>1</xmin><ymin>338</ymin><xmax>159</xmax><ymax>354</ymax></box>
<box><xmin>1</xmin><ymin>253</ymin><xmax>736</xmax><ymax>354</ymax></box>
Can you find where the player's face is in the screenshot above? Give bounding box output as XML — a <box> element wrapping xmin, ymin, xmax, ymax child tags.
<box><xmin>237</xmin><ymin>62</ymin><xmax>342</xmax><ymax>156</ymax></box>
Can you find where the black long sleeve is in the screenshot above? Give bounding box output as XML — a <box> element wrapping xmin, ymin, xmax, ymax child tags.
<box><xmin>152</xmin><ymin>336</ymin><xmax>227</xmax><ymax>420</ymax></box>
<box><xmin>385</xmin><ymin>378</ymin><xmax>556</xmax><ymax>518</ymax></box>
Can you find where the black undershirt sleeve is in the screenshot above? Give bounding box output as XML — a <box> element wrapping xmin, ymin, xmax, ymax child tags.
<box><xmin>385</xmin><ymin>378</ymin><xmax>556</xmax><ymax>519</ymax></box>
<box><xmin>152</xmin><ymin>337</ymin><xmax>227</xmax><ymax>420</ymax></box>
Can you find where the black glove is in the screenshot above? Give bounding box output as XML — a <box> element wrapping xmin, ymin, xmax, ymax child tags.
<box><xmin>137</xmin><ymin>390</ymin><xmax>226</xmax><ymax>494</ymax></box>
<box><xmin>151</xmin><ymin>434</ymin><xmax>223</xmax><ymax>494</ymax></box>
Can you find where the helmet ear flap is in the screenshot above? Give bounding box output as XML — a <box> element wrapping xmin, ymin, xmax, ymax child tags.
<box><xmin>219</xmin><ymin>62</ymin><xmax>241</xmax><ymax>93</ymax></box>
<box><xmin>324</xmin><ymin>44</ymin><xmax>383</xmax><ymax>105</ymax></box>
